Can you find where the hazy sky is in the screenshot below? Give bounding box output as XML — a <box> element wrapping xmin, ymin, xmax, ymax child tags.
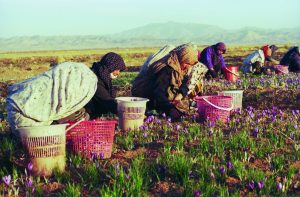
<box><xmin>0</xmin><ymin>0</ymin><xmax>299</xmax><ymax>38</ymax></box>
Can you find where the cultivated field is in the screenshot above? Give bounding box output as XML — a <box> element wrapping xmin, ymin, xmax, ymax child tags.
<box><xmin>0</xmin><ymin>45</ymin><xmax>300</xmax><ymax>196</ymax></box>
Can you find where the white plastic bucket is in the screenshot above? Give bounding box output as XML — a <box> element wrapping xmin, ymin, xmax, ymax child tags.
<box><xmin>218</xmin><ymin>90</ymin><xmax>244</xmax><ymax>110</ymax></box>
<box><xmin>116</xmin><ymin>97</ymin><xmax>149</xmax><ymax>131</ymax></box>
<box><xmin>18</xmin><ymin>124</ymin><xmax>67</xmax><ymax>176</ymax></box>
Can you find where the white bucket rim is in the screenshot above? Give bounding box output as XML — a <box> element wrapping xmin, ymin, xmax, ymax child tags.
<box><xmin>18</xmin><ymin>124</ymin><xmax>68</xmax><ymax>130</ymax></box>
<box><xmin>18</xmin><ymin>124</ymin><xmax>68</xmax><ymax>137</ymax></box>
<box><xmin>220</xmin><ymin>90</ymin><xmax>244</xmax><ymax>94</ymax></box>
<box><xmin>116</xmin><ymin>97</ymin><xmax>149</xmax><ymax>103</ymax></box>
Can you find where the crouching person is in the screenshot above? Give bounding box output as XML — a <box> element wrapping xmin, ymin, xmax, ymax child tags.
<box><xmin>85</xmin><ymin>52</ymin><xmax>126</xmax><ymax>119</ymax></box>
<box><xmin>242</xmin><ymin>45</ymin><xmax>279</xmax><ymax>75</ymax></box>
<box><xmin>280</xmin><ymin>46</ymin><xmax>300</xmax><ymax>73</ymax></box>
<box><xmin>6</xmin><ymin>62</ymin><xmax>98</xmax><ymax>132</ymax></box>
<box><xmin>131</xmin><ymin>45</ymin><xmax>198</xmax><ymax>122</ymax></box>
<box><xmin>198</xmin><ymin>42</ymin><xmax>227</xmax><ymax>79</ymax></box>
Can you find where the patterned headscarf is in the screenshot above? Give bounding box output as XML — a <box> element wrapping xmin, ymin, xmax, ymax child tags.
<box><xmin>91</xmin><ymin>52</ymin><xmax>126</xmax><ymax>97</ymax></box>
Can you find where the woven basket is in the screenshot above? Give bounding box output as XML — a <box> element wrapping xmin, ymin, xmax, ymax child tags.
<box><xmin>195</xmin><ymin>96</ymin><xmax>233</xmax><ymax>122</ymax></box>
<box><xmin>274</xmin><ymin>65</ymin><xmax>289</xmax><ymax>75</ymax></box>
<box><xmin>218</xmin><ymin>90</ymin><xmax>243</xmax><ymax>110</ymax></box>
<box><xmin>18</xmin><ymin>124</ymin><xmax>67</xmax><ymax>176</ymax></box>
<box><xmin>66</xmin><ymin>120</ymin><xmax>117</xmax><ymax>159</ymax></box>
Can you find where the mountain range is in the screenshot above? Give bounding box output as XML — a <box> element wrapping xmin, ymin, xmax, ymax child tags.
<box><xmin>0</xmin><ymin>22</ymin><xmax>299</xmax><ymax>52</ymax></box>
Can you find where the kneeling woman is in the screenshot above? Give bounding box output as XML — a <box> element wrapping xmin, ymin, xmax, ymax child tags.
<box><xmin>85</xmin><ymin>52</ymin><xmax>126</xmax><ymax>119</ymax></box>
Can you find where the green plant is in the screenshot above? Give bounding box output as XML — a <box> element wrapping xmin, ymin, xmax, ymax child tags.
<box><xmin>68</xmin><ymin>154</ymin><xmax>84</xmax><ymax>168</ymax></box>
<box><xmin>82</xmin><ymin>163</ymin><xmax>100</xmax><ymax>188</ymax></box>
<box><xmin>115</xmin><ymin>131</ymin><xmax>135</xmax><ymax>151</ymax></box>
<box><xmin>53</xmin><ymin>167</ymin><xmax>71</xmax><ymax>184</ymax></box>
<box><xmin>271</xmin><ymin>155</ymin><xmax>285</xmax><ymax>172</ymax></box>
<box><xmin>166</xmin><ymin>153</ymin><xmax>193</xmax><ymax>186</ymax></box>
<box><xmin>59</xmin><ymin>183</ymin><xmax>81</xmax><ymax>197</ymax></box>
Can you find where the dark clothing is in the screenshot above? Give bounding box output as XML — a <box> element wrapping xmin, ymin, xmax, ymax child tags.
<box><xmin>132</xmin><ymin>45</ymin><xmax>198</xmax><ymax>121</ymax></box>
<box><xmin>199</xmin><ymin>45</ymin><xmax>226</xmax><ymax>78</ymax></box>
<box><xmin>280</xmin><ymin>47</ymin><xmax>300</xmax><ymax>73</ymax></box>
<box><xmin>85</xmin><ymin>79</ymin><xmax>118</xmax><ymax>118</ymax></box>
<box><xmin>86</xmin><ymin>52</ymin><xmax>126</xmax><ymax>118</ymax></box>
<box><xmin>269</xmin><ymin>45</ymin><xmax>278</xmax><ymax>58</ymax></box>
<box><xmin>151</xmin><ymin>66</ymin><xmax>188</xmax><ymax>114</ymax></box>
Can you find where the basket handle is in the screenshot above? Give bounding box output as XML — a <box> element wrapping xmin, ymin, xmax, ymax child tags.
<box><xmin>278</xmin><ymin>69</ymin><xmax>289</xmax><ymax>74</ymax></box>
<box><xmin>65</xmin><ymin>119</ymin><xmax>85</xmax><ymax>133</ymax></box>
<box><xmin>224</xmin><ymin>67</ymin><xmax>239</xmax><ymax>76</ymax></box>
<box><xmin>202</xmin><ymin>97</ymin><xmax>233</xmax><ymax>111</ymax></box>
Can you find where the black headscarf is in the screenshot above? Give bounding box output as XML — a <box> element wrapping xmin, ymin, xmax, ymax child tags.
<box><xmin>91</xmin><ymin>52</ymin><xmax>126</xmax><ymax>97</ymax></box>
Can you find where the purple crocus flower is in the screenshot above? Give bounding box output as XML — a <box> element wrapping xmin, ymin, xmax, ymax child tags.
<box><xmin>226</xmin><ymin>117</ymin><xmax>230</xmax><ymax>124</ymax></box>
<box><xmin>210</xmin><ymin>171</ymin><xmax>215</xmax><ymax>179</ymax></box>
<box><xmin>226</xmin><ymin>162</ymin><xmax>233</xmax><ymax>169</ymax></box>
<box><xmin>2</xmin><ymin>175</ymin><xmax>11</xmax><ymax>186</ymax></box>
<box><xmin>252</xmin><ymin>128</ymin><xmax>259</xmax><ymax>138</ymax></box>
<box><xmin>285</xmin><ymin>84</ymin><xmax>289</xmax><ymax>89</ymax></box>
<box><xmin>91</xmin><ymin>152</ymin><xmax>97</xmax><ymax>161</ymax></box>
<box><xmin>248</xmin><ymin>180</ymin><xmax>255</xmax><ymax>190</ymax></box>
<box><xmin>290</xmin><ymin>133</ymin><xmax>295</xmax><ymax>139</ymax></box>
<box><xmin>277</xmin><ymin>182</ymin><xmax>283</xmax><ymax>191</ymax></box>
<box><xmin>219</xmin><ymin>166</ymin><xmax>225</xmax><ymax>174</ymax></box>
<box><xmin>27</xmin><ymin>162</ymin><xmax>33</xmax><ymax>171</ymax></box>
<box><xmin>207</xmin><ymin>121</ymin><xmax>215</xmax><ymax>128</ymax></box>
<box><xmin>149</xmin><ymin>115</ymin><xmax>155</xmax><ymax>122</ymax></box>
<box><xmin>194</xmin><ymin>190</ymin><xmax>201</xmax><ymax>197</ymax></box>
<box><xmin>294</xmin><ymin>124</ymin><xmax>298</xmax><ymax>129</ymax></box>
<box><xmin>287</xmin><ymin>78</ymin><xmax>293</xmax><ymax>84</ymax></box>
<box><xmin>125</xmin><ymin>173</ymin><xmax>130</xmax><ymax>179</ymax></box>
<box><xmin>175</xmin><ymin>125</ymin><xmax>181</xmax><ymax>131</ymax></box>
<box><xmin>143</xmin><ymin>132</ymin><xmax>148</xmax><ymax>138</ymax></box>
<box><xmin>167</xmin><ymin>118</ymin><xmax>172</xmax><ymax>123</ymax></box>
<box><xmin>257</xmin><ymin>181</ymin><xmax>264</xmax><ymax>190</ymax></box>
<box><xmin>139</xmin><ymin>125</ymin><xmax>145</xmax><ymax>131</ymax></box>
<box><xmin>183</xmin><ymin>128</ymin><xmax>189</xmax><ymax>134</ymax></box>
<box><xmin>162</xmin><ymin>113</ymin><xmax>166</xmax><ymax>118</ymax></box>
<box><xmin>192</xmin><ymin>114</ymin><xmax>197</xmax><ymax>121</ymax></box>
<box><xmin>279</xmin><ymin>110</ymin><xmax>283</xmax><ymax>115</ymax></box>
<box><xmin>26</xmin><ymin>177</ymin><xmax>33</xmax><ymax>188</ymax></box>
<box><xmin>248</xmin><ymin>112</ymin><xmax>254</xmax><ymax>119</ymax></box>
<box><xmin>139</xmin><ymin>125</ymin><xmax>149</xmax><ymax>131</ymax></box>
<box><xmin>99</xmin><ymin>152</ymin><xmax>105</xmax><ymax>160</ymax></box>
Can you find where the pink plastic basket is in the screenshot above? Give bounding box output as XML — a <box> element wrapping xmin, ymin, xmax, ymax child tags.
<box><xmin>195</xmin><ymin>96</ymin><xmax>233</xmax><ymax>122</ymax></box>
<box><xmin>66</xmin><ymin>120</ymin><xmax>117</xmax><ymax>159</ymax></box>
<box><xmin>274</xmin><ymin>65</ymin><xmax>289</xmax><ymax>75</ymax></box>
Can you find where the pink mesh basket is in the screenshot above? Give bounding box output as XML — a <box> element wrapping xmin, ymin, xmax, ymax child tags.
<box><xmin>66</xmin><ymin>120</ymin><xmax>117</xmax><ymax>159</ymax></box>
<box><xmin>195</xmin><ymin>96</ymin><xmax>233</xmax><ymax>122</ymax></box>
<box><xmin>274</xmin><ymin>65</ymin><xmax>289</xmax><ymax>75</ymax></box>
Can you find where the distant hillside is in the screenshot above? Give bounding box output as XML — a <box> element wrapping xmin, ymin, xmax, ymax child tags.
<box><xmin>0</xmin><ymin>22</ymin><xmax>299</xmax><ymax>52</ymax></box>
